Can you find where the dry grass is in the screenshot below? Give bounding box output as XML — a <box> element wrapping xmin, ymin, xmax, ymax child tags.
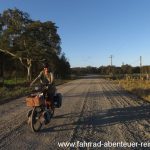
<box><xmin>118</xmin><ymin>78</ymin><xmax>150</xmax><ymax>102</ymax></box>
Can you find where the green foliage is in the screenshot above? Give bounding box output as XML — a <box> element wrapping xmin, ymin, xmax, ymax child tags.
<box><xmin>0</xmin><ymin>8</ymin><xmax>61</xmax><ymax>60</ymax></box>
<box><xmin>0</xmin><ymin>8</ymin><xmax>70</xmax><ymax>81</ymax></box>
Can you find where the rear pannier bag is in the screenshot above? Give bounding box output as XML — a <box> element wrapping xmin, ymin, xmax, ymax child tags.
<box><xmin>54</xmin><ymin>93</ymin><xmax>62</xmax><ymax>108</ymax></box>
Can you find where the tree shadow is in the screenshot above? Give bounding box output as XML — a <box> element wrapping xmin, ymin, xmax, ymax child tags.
<box><xmin>41</xmin><ymin>104</ymin><xmax>150</xmax><ymax>133</ymax></box>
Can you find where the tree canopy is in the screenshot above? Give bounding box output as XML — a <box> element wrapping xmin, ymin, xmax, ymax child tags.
<box><xmin>0</xmin><ymin>8</ymin><xmax>70</xmax><ymax>81</ymax></box>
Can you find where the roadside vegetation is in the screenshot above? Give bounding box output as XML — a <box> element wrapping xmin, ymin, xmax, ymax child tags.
<box><xmin>0</xmin><ymin>85</ymin><xmax>31</xmax><ymax>101</ymax></box>
<box><xmin>118</xmin><ymin>77</ymin><xmax>150</xmax><ymax>102</ymax></box>
<box><xmin>0</xmin><ymin>78</ymin><xmax>75</xmax><ymax>103</ymax></box>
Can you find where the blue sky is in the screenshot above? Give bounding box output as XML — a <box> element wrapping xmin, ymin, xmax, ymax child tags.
<box><xmin>0</xmin><ymin>0</ymin><xmax>150</xmax><ymax>67</ymax></box>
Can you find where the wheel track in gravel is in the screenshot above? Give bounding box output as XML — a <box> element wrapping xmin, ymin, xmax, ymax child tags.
<box><xmin>69</xmin><ymin>80</ymin><xmax>93</xmax><ymax>143</ymax></box>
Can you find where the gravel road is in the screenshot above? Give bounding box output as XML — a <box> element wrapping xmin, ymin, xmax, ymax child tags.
<box><xmin>0</xmin><ymin>78</ymin><xmax>150</xmax><ymax>150</ymax></box>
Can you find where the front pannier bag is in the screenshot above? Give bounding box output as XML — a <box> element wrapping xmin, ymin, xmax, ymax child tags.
<box><xmin>26</xmin><ymin>95</ymin><xmax>44</xmax><ymax>107</ymax></box>
<box><xmin>54</xmin><ymin>93</ymin><xmax>62</xmax><ymax>108</ymax></box>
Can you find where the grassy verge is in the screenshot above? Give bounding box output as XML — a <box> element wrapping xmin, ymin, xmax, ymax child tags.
<box><xmin>0</xmin><ymin>86</ymin><xmax>32</xmax><ymax>100</ymax></box>
<box><xmin>118</xmin><ymin>79</ymin><xmax>150</xmax><ymax>102</ymax></box>
<box><xmin>0</xmin><ymin>78</ymin><xmax>74</xmax><ymax>103</ymax></box>
<box><xmin>4</xmin><ymin>78</ymin><xmax>27</xmax><ymax>85</ymax></box>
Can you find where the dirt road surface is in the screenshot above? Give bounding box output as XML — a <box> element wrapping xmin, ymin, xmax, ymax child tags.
<box><xmin>0</xmin><ymin>77</ymin><xmax>150</xmax><ymax>150</ymax></box>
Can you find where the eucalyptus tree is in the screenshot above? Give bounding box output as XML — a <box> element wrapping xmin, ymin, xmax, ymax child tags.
<box><xmin>0</xmin><ymin>8</ymin><xmax>61</xmax><ymax>81</ymax></box>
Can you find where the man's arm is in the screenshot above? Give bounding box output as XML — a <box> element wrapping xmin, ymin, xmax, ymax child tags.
<box><xmin>30</xmin><ymin>72</ymin><xmax>42</xmax><ymax>86</ymax></box>
<box><xmin>50</xmin><ymin>72</ymin><xmax>54</xmax><ymax>84</ymax></box>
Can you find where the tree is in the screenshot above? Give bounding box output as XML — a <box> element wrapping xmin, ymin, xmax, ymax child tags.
<box><xmin>0</xmin><ymin>52</ymin><xmax>4</xmax><ymax>85</ymax></box>
<box><xmin>57</xmin><ymin>53</ymin><xmax>70</xmax><ymax>78</ymax></box>
<box><xmin>0</xmin><ymin>8</ymin><xmax>61</xmax><ymax>81</ymax></box>
<box><xmin>121</xmin><ymin>64</ymin><xmax>132</xmax><ymax>74</ymax></box>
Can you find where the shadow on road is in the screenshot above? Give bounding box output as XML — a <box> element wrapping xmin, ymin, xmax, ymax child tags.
<box><xmin>41</xmin><ymin>104</ymin><xmax>150</xmax><ymax>133</ymax></box>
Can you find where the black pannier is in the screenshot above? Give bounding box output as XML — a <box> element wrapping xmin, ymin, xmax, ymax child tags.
<box><xmin>54</xmin><ymin>93</ymin><xmax>62</xmax><ymax>108</ymax></box>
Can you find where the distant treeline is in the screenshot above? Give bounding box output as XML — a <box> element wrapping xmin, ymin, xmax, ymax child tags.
<box><xmin>71</xmin><ymin>65</ymin><xmax>150</xmax><ymax>76</ymax></box>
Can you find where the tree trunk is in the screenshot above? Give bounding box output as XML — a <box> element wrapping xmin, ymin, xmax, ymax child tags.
<box><xmin>27</xmin><ymin>66</ymin><xmax>31</xmax><ymax>81</ymax></box>
<box><xmin>0</xmin><ymin>53</ymin><xmax>4</xmax><ymax>86</ymax></box>
<box><xmin>26</xmin><ymin>59</ymin><xmax>32</xmax><ymax>82</ymax></box>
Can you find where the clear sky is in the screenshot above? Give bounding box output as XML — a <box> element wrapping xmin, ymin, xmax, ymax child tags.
<box><xmin>0</xmin><ymin>0</ymin><xmax>150</xmax><ymax>67</ymax></box>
